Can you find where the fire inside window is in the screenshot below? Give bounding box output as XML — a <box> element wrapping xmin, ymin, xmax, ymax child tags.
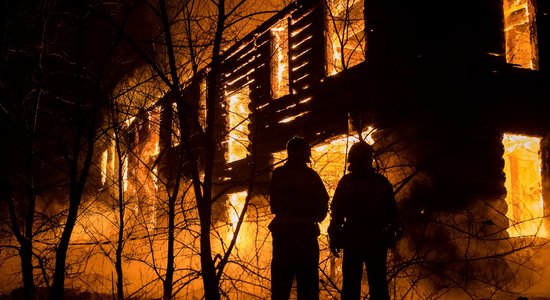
<box><xmin>325</xmin><ymin>0</ymin><xmax>366</xmax><ymax>75</ymax></box>
<box><xmin>122</xmin><ymin>155</ymin><xmax>128</xmax><ymax>192</ymax></box>
<box><xmin>270</xmin><ymin>18</ymin><xmax>290</xmax><ymax>99</ymax></box>
<box><xmin>227</xmin><ymin>87</ymin><xmax>251</xmax><ymax>163</ymax></box>
<box><xmin>503</xmin><ymin>0</ymin><xmax>539</xmax><ymax>70</ymax></box>
<box><xmin>146</xmin><ymin>107</ymin><xmax>161</xmax><ymax>159</ymax></box>
<box><xmin>148</xmin><ymin>107</ymin><xmax>161</xmax><ymax>190</ymax></box>
<box><xmin>100</xmin><ymin>145</ymin><xmax>114</xmax><ymax>186</ymax></box>
<box><xmin>502</xmin><ymin>133</ymin><xmax>546</xmax><ymax>237</ymax></box>
<box><xmin>100</xmin><ymin>143</ymin><xmax>127</xmax><ymax>191</ymax></box>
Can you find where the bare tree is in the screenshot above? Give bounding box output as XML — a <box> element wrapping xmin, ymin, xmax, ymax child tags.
<box><xmin>1</xmin><ymin>0</ymin><xmax>151</xmax><ymax>299</ymax></box>
<box><xmin>324</xmin><ymin>0</ymin><xmax>366</xmax><ymax>74</ymax></box>
<box><xmin>3</xmin><ymin>0</ymin><xmax>547</xmax><ymax>299</ymax></box>
<box><xmin>87</xmin><ymin>1</ymin><xmax>283</xmax><ymax>298</ymax></box>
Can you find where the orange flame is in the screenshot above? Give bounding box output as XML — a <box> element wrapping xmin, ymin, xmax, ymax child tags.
<box><xmin>227</xmin><ymin>89</ymin><xmax>251</xmax><ymax>163</ymax></box>
<box><xmin>271</xmin><ymin>19</ymin><xmax>290</xmax><ymax>99</ymax></box>
<box><xmin>503</xmin><ymin>133</ymin><xmax>546</xmax><ymax>237</ymax></box>
<box><xmin>503</xmin><ymin>0</ymin><xmax>539</xmax><ymax>69</ymax></box>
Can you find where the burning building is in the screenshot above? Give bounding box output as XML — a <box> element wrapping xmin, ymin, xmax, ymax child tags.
<box><xmin>89</xmin><ymin>0</ymin><xmax>550</xmax><ymax>298</ymax></box>
<box><xmin>2</xmin><ymin>0</ymin><xmax>549</xmax><ymax>299</ymax></box>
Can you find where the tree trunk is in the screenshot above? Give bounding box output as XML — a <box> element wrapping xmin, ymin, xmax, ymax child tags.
<box><xmin>50</xmin><ymin>93</ymin><xmax>95</xmax><ymax>300</ymax></box>
<box><xmin>115</xmin><ymin>237</ymin><xmax>124</xmax><ymax>300</ymax></box>
<box><xmin>50</xmin><ymin>138</ymin><xmax>95</xmax><ymax>300</ymax></box>
<box><xmin>50</xmin><ymin>7</ymin><xmax>97</xmax><ymax>298</ymax></box>
<box><xmin>162</xmin><ymin>181</ymin><xmax>179</xmax><ymax>300</ymax></box>
<box><xmin>50</xmin><ymin>191</ymin><xmax>80</xmax><ymax>300</ymax></box>
<box><xmin>158</xmin><ymin>0</ymin><xmax>225</xmax><ymax>297</ymax></box>
<box><xmin>115</xmin><ymin>178</ymin><xmax>125</xmax><ymax>300</ymax></box>
<box><xmin>198</xmin><ymin>202</ymin><xmax>219</xmax><ymax>300</ymax></box>
<box><xmin>20</xmin><ymin>240</ymin><xmax>36</xmax><ymax>300</ymax></box>
<box><xmin>198</xmin><ymin>0</ymin><xmax>225</xmax><ymax>298</ymax></box>
<box><xmin>5</xmin><ymin>182</ymin><xmax>36</xmax><ymax>300</ymax></box>
<box><xmin>114</xmin><ymin>120</ymin><xmax>125</xmax><ymax>300</ymax></box>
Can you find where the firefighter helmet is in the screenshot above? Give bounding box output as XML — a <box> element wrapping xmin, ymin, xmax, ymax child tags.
<box><xmin>348</xmin><ymin>140</ymin><xmax>373</xmax><ymax>165</ymax></box>
<box><xmin>286</xmin><ymin>136</ymin><xmax>311</xmax><ymax>162</ymax></box>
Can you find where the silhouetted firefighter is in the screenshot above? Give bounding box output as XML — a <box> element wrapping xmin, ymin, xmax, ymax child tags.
<box><xmin>269</xmin><ymin>136</ymin><xmax>330</xmax><ymax>300</ymax></box>
<box><xmin>328</xmin><ymin>141</ymin><xmax>401</xmax><ymax>300</ymax></box>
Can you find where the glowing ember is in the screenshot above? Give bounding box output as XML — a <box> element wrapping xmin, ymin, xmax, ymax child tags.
<box><xmin>502</xmin><ymin>133</ymin><xmax>546</xmax><ymax>237</ymax></box>
<box><xmin>278</xmin><ymin>111</ymin><xmax>310</xmax><ymax>123</ymax></box>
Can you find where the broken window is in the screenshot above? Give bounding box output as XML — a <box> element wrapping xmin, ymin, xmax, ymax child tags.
<box><xmin>325</xmin><ymin>0</ymin><xmax>366</xmax><ymax>75</ymax></box>
<box><xmin>227</xmin><ymin>86</ymin><xmax>251</xmax><ymax>163</ymax></box>
<box><xmin>503</xmin><ymin>0</ymin><xmax>539</xmax><ymax>69</ymax></box>
<box><xmin>503</xmin><ymin>133</ymin><xmax>546</xmax><ymax>237</ymax></box>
